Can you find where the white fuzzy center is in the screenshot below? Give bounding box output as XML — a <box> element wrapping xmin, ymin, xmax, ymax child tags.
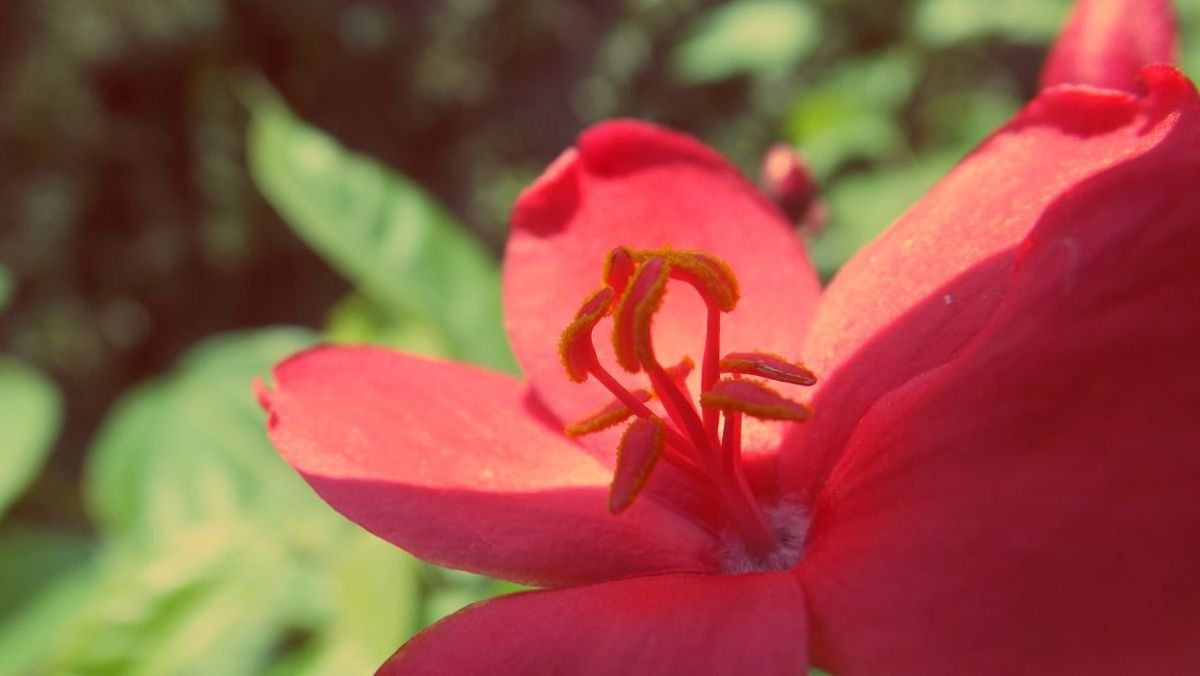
<box><xmin>717</xmin><ymin>501</ymin><xmax>810</xmax><ymax>574</ymax></box>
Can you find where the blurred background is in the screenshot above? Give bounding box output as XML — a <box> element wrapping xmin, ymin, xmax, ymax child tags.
<box><xmin>2</xmin><ymin>0</ymin><xmax>1197</xmax><ymax>673</ymax></box>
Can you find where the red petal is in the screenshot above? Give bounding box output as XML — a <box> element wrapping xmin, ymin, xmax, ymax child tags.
<box><xmin>261</xmin><ymin>346</ymin><xmax>714</xmax><ymax>587</ymax></box>
<box><xmin>801</xmin><ymin>144</ymin><xmax>1200</xmax><ymax>672</ymax></box>
<box><xmin>784</xmin><ymin>66</ymin><xmax>1200</xmax><ymax>497</ymax></box>
<box><xmin>1042</xmin><ymin>0</ymin><xmax>1177</xmax><ymax>92</ymax></box>
<box><xmin>381</xmin><ymin>572</ymin><xmax>807</xmax><ymax>675</ymax></box>
<box><xmin>506</xmin><ymin>120</ymin><xmax>821</xmax><ymax>434</ymax></box>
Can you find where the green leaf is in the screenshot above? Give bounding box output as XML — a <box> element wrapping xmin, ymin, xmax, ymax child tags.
<box><xmin>62</xmin><ymin>506</ymin><xmax>413</xmax><ymax>676</ymax></box>
<box><xmin>282</xmin><ymin>530</ymin><xmax>420</xmax><ymax>675</ymax></box>
<box><xmin>58</xmin><ymin>524</ymin><xmax>297</xmax><ymax>676</ymax></box>
<box><xmin>72</xmin><ymin>328</ymin><xmax>419</xmax><ymax>675</ymax></box>
<box><xmin>0</xmin><ymin>527</ymin><xmax>97</xmax><ymax>676</ymax></box>
<box><xmin>324</xmin><ymin>292</ymin><xmax>451</xmax><ymax>357</ymax></box>
<box><xmin>1180</xmin><ymin>0</ymin><xmax>1200</xmax><ymax>78</ymax></box>
<box><xmin>84</xmin><ymin>328</ymin><xmax>319</xmax><ymax>540</ymax></box>
<box><xmin>0</xmin><ymin>357</ymin><xmax>62</xmax><ymax>517</ymax></box>
<box><xmin>917</xmin><ymin>90</ymin><xmax>1020</xmax><ymax>152</ymax></box>
<box><xmin>913</xmin><ymin>0</ymin><xmax>1070</xmax><ymax>46</ymax></box>
<box><xmin>247</xmin><ymin>94</ymin><xmax>516</xmax><ymax>372</ymax></box>
<box><xmin>671</xmin><ymin>0</ymin><xmax>821</xmax><ymax>84</ymax></box>
<box><xmin>783</xmin><ymin>52</ymin><xmax>917</xmax><ymax>177</ymax></box>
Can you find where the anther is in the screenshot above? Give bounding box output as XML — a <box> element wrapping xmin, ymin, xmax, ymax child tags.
<box><xmin>612</xmin><ymin>257</ymin><xmax>669</xmax><ymax>373</ymax></box>
<box><xmin>610</xmin><ymin>417</ymin><xmax>665</xmax><ymax>513</ymax></box>
<box><xmin>719</xmin><ymin>351</ymin><xmax>817</xmax><ymax>386</ymax></box>
<box><xmin>663</xmin><ymin>355</ymin><xmax>695</xmax><ymax>391</ymax></box>
<box><xmin>564</xmin><ymin>390</ymin><xmax>653</xmax><ymax>437</ymax></box>
<box><xmin>603</xmin><ymin>247</ymin><xmax>636</xmax><ymax>300</ymax></box>
<box><xmin>631</xmin><ymin>248</ymin><xmax>739</xmax><ymax>312</ymax></box>
<box><xmin>700</xmin><ymin>378</ymin><xmax>813</xmax><ymax>421</ymax></box>
<box><xmin>558</xmin><ymin>286</ymin><xmax>615</xmax><ymax>382</ymax></box>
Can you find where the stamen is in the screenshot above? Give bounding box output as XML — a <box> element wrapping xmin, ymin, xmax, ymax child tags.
<box><xmin>701</xmin><ymin>304</ymin><xmax>721</xmax><ymax>445</ymax></box>
<box><xmin>612</xmin><ymin>257</ymin><xmax>669</xmax><ymax>373</ymax></box>
<box><xmin>663</xmin><ymin>355</ymin><xmax>696</xmax><ymax>392</ymax></box>
<box><xmin>700</xmin><ymin>378</ymin><xmax>813</xmax><ymax>421</ymax></box>
<box><xmin>565</xmin><ymin>357</ymin><xmax>693</xmax><ymax>438</ymax></box>
<box><xmin>720</xmin><ymin>408</ymin><xmax>742</xmax><ymax>471</ymax></box>
<box><xmin>558</xmin><ymin>286</ymin><xmax>615</xmax><ymax>382</ymax></box>
<box><xmin>558</xmin><ymin>244</ymin><xmax>817</xmax><ymax>569</ymax></box>
<box><xmin>647</xmin><ymin>363</ymin><xmax>711</xmax><ymax>460</ymax></box>
<box><xmin>603</xmin><ymin>247</ymin><xmax>636</xmax><ymax>300</ymax></box>
<box><xmin>719</xmin><ymin>351</ymin><xmax>817</xmax><ymax>386</ymax></box>
<box><xmin>564</xmin><ymin>390</ymin><xmax>652</xmax><ymax>437</ymax></box>
<box><xmin>619</xmin><ymin>248</ymin><xmax>740</xmax><ymax>445</ymax></box>
<box><xmin>587</xmin><ymin>366</ymin><xmax>696</xmax><ymax>454</ymax></box>
<box><xmin>630</xmin><ymin>248</ymin><xmax>739</xmax><ymax>311</ymax></box>
<box><xmin>610</xmin><ymin>417</ymin><xmax>665</xmax><ymax>513</ymax></box>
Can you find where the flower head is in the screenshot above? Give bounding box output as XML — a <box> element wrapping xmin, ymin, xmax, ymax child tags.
<box><xmin>259</xmin><ymin>2</ymin><xmax>1200</xmax><ymax>672</ymax></box>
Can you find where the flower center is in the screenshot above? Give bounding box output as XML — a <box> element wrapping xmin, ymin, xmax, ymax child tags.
<box><xmin>559</xmin><ymin>246</ymin><xmax>816</xmax><ymax>570</ymax></box>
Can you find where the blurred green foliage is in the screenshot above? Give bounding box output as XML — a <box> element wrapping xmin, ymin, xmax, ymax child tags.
<box><xmin>1</xmin><ymin>0</ymin><xmax>1198</xmax><ymax>672</ymax></box>
<box><xmin>61</xmin><ymin>330</ymin><xmax>412</xmax><ymax>675</ymax></box>
<box><xmin>0</xmin><ymin>528</ymin><xmax>96</xmax><ymax>675</ymax></box>
<box><xmin>246</xmin><ymin>94</ymin><xmax>516</xmax><ymax>371</ymax></box>
<box><xmin>0</xmin><ymin>266</ymin><xmax>12</xmax><ymax>312</ymax></box>
<box><xmin>84</xmin><ymin>330</ymin><xmax>316</xmax><ymax>539</ymax></box>
<box><xmin>0</xmin><ymin>358</ymin><xmax>62</xmax><ymax>517</ymax></box>
<box><xmin>2</xmin><ymin>327</ymin><xmax>512</xmax><ymax>674</ymax></box>
<box><xmin>914</xmin><ymin>0</ymin><xmax>1068</xmax><ymax>44</ymax></box>
<box><xmin>671</xmin><ymin>0</ymin><xmax>821</xmax><ymax>83</ymax></box>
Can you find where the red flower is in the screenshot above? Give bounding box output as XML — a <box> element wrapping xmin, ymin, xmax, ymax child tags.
<box><xmin>259</xmin><ymin>3</ymin><xmax>1200</xmax><ymax>673</ymax></box>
